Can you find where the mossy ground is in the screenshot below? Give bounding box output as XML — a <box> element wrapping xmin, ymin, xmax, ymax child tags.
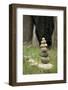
<box><xmin>23</xmin><ymin>45</ymin><xmax>57</xmax><ymax>74</ymax></box>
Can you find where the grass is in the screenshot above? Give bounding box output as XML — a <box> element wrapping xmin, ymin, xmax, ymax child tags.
<box><xmin>23</xmin><ymin>45</ymin><xmax>57</xmax><ymax>74</ymax></box>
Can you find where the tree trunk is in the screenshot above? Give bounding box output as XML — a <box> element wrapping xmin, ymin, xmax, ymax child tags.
<box><xmin>23</xmin><ymin>15</ymin><xmax>33</xmax><ymax>44</ymax></box>
<box><xmin>52</xmin><ymin>17</ymin><xmax>57</xmax><ymax>48</ymax></box>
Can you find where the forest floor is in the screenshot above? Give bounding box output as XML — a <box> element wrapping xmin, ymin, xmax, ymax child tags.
<box><xmin>23</xmin><ymin>44</ymin><xmax>57</xmax><ymax>74</ymax></box>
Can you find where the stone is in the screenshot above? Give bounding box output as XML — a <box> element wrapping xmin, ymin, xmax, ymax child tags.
<box><xmin>30</xmin><ymin>62</ymin><xmax>38</xmax><ymax>66</ymax></box>
<box><xmin>41</xmin><ymin>40</ymin><xmax>46</xmax><ymax>44</ymax></box>
<box><xmin>41</xmin><ymin>57</ymin><xmax>49</xmax><ymax>64</ymax></box>
<box><xmin>40</xmin><ymin>52</ymin><xmax>48</xmax><ymax>57</ymax></box>
<box><xmin>42</xmin><ymin>37</ymin><xmax>46</xmax><ymax>41</ymax></box>
<box><xmin>28</xmin><ymin>58</ymin><xmax>38</xmax><ymax>66</ymax></box>
<box><xmin>38</xmin><ymin>37</ymin><xmax>53</xmax><ymax>70</ymax></box>
<box><xmin>40</xmin><ymin>47</ymin><xmax>47</xmax><ymax>52</ymax></box>
<box><xmin>40</xmin><ymin>43</ymin><xmax>47</xmax><ymax>48</ymax></box>
<box><xmin>38</xmin><ymin>63</ymin><xmax>53</xmax><ymax>70</ymax></box>
<box><xmin>28</xmin><ymin>58</ymin><xmax>35</xmax><ymax>63</ymax></box>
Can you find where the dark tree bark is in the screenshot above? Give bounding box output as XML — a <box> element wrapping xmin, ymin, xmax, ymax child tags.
<box><xmin>32</xmin><ymin>16</ymin><xmax>54</xmax><ymax>48</ymax></box>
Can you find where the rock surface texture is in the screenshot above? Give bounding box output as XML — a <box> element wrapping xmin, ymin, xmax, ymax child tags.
<box><xmin>38</xmin><ymin>37</ymin><xmax>53</xmax><ymax>70</ymax></box>
<box><xmin>40</xmin><ymin>37</ymin><xmax>49</xmax><ymax>64</ymax></box>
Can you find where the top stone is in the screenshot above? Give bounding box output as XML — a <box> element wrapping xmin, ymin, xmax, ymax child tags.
<box><xmin>42</xmin><ymin>37</ymin><xmax>46</xmax><ymax>41</ymax></box>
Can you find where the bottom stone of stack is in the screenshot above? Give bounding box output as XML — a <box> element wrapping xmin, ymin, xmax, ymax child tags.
<box><xmin>38</xmin><ymin>63</ymin><xmax>53</xmax><ymax>70</ymax></box>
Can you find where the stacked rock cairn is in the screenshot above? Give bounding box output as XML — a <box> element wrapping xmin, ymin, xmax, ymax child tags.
<box><xmin>40</xmin><ymin>37</ymin><xmax>50</xmax><ymax>65</ymax></box>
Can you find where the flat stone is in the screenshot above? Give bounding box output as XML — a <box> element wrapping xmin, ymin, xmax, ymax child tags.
<box><xmin>40</xmin><ymin>44</ymin><xmax>47</xmax><ymax>48</ymax></box>
<box><xmin>38</xmin><ymin>63</ymin><xmax>53</xmax><ymax>70</ymax></box>
<box><xmin>28</xmin><ymin>59</ymin><xmax>38</xmax><ymax>66</ymax></box>
<box><xmin>41</xmin><ymin>40</ymin><xmax>46</xmax><ymax>44</ymax></box>
<box><xmin>41</xmin><ymin>57</ymin><xmax>49</xmax><ymax>64</ymax></box>
<box><xmin>30</xmin><ymin>62</ymin><xmax>38</xmax><ymax>66</ymax></box>
<box><xmin>28</xmin><ymin>58</ymin><xmax>35</xmax><ymax>63</ymax></box>
<box><xmin>40</xmin><ymin>47</ymin><xmax>47</xmax><ymax>52</ymax></box>
<box><xmin>40</xmin><ymin>52</ymin><xmax>48</xmax><ymax>57</ymax></box>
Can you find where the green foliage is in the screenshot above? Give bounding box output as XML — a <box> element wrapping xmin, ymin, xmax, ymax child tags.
<box><xmin>23</xmin><ymin>45</ymin><xmax>57</xmax><ymax>74</ymax></box>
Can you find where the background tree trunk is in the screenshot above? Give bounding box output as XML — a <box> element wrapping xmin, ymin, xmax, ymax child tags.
<box><xmin>23</xmin><ymin>15</ymin><xmax>33</xmax><ymax>44</ymax></box>
<box><xmin>52</xmin><ymin>17</ymin><xmax>57</xmax><ymax>48</ymax></box>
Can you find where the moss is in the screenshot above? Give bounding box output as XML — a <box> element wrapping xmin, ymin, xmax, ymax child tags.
<box><xmin>23</xmin><ymin>45</ymin><xmax>57</xmax><ymax>74</ymax></box>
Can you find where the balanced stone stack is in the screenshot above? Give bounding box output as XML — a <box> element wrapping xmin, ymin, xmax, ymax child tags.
<box><xmin>40</xmin><ymin>37</ymin><xmax>49</xmax><ymax>64</ymax></box>
<box><xmin>38</xmin><ymin>37</ymin><xmax>53</xmax><ymax>69</ymax></box>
